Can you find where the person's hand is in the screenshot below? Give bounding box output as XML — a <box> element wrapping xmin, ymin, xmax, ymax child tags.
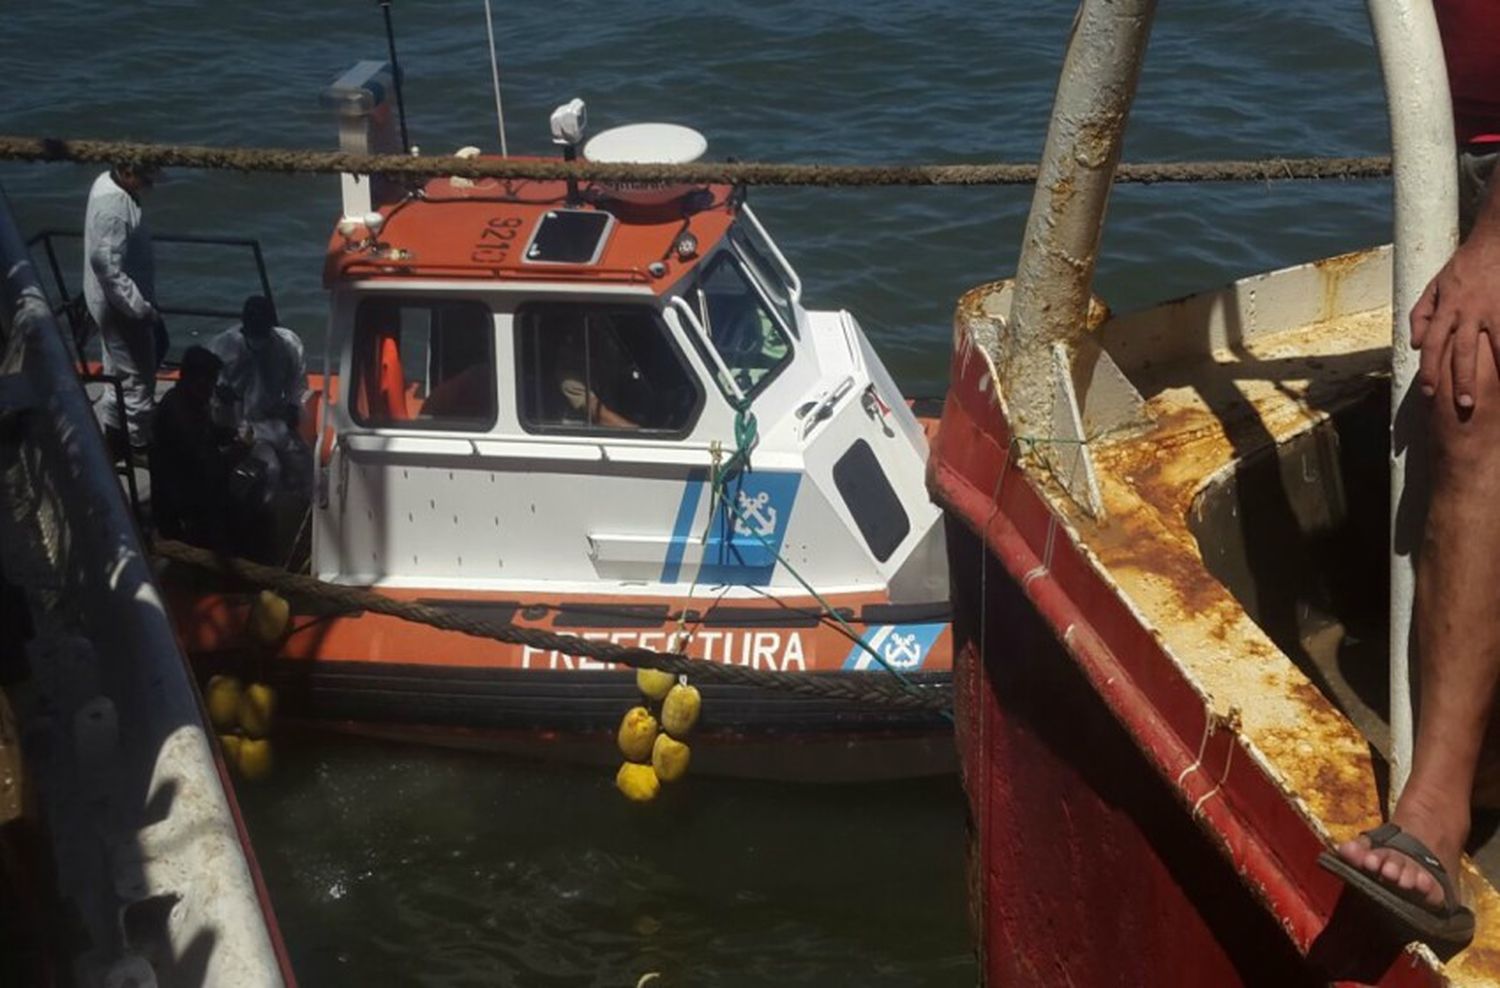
<box><xmin>1412</xmin><ymin>224</ymin><xmax>1500</xmax><ymax>409</ymax></box>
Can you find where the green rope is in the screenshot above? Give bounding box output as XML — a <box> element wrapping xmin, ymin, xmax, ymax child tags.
<box><xmin>721</xmin><ymin>403</ymin><xmax>758</xmax><ymax>479</ymax></box>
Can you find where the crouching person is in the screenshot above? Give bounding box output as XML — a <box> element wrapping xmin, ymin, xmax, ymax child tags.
<box><xmin>149</xmin><ymin>346</ymin><xmax>234</xmax><ymax>550</ymax></box>
<box><xmin>208</xmin><ymin>295</ymin><xmax>312</xmax><ymax>497</ymax></box>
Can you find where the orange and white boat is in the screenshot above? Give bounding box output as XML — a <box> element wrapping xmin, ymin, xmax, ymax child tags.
<box><xmin>167</xmin><ymin>62</ymin><xmax>953</xmax><ymax>779</ymax></box>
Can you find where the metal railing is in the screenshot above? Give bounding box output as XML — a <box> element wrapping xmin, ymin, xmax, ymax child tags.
<box><xmin>26</xmin><ymin>228</ymin><xmax>277</xmax><ymax>352</ymax></box>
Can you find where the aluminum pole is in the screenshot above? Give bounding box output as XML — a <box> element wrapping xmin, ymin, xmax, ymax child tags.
<box><xmin>1365</xmin><ymin>0</ymin><xmax>1457</xmax><ymax>803</ymax></box>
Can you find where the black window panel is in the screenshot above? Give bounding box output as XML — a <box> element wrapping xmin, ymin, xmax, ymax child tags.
<box><xmin>515</xmin><ymin>302</ymin><xmax>702</xmax><ymax>435</ymax></box>
<box><xmin>525</xmin><ymin>210</ymin><xmax>613</xmax><ymax>264</ymax></box>
<box><xmin>832</xmin><ymin>439</ymin><xmax>910</xmax><ymax>563</ymax></box>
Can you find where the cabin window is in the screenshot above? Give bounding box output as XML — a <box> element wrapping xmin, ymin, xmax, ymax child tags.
<box><xmin>523</xmin><ymin>209</ymin><xmax>615</xmax><ymax>265</ymax></box>
<box><xmin>515</xmin><ymin>302</ymin><xmax>702</xmax><ymax>435</ymax></box>
<box><xmin>833</xmin><ymin>439</ymin><xmax>910</xmax><ymax>563</ymax></box>
<box><xmin>688</xmin><ymin>252</ymin><xmax>793</xmax><ymax>400</ymax></box>
<box><xmin>728</xmin><ymin>222</ymin><xmax>797</xmax><ymax>335</ymax></box>
<box><xmin>350</xmin><ymin>297</ymin><xmax>497</xmax><ymax>431</ymax></box>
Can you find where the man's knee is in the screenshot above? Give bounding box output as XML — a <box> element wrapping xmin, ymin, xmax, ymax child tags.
<box><xmin>1429</xmin><ymin>341</ymin><xmax>1500</xmax><ymax>464</ymax></box>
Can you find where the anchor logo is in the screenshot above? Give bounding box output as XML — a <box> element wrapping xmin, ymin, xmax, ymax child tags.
<box><xmin>733</xmin><ymin>490</ymin><xmax>778</xmax><ymax>538</ymax></box>
<box><xmin>882</xmin><ymin>632</ymin><xmax>923</xmax><ymax>669</ymax></box>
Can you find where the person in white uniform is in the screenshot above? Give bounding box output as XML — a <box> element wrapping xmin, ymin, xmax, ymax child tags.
<box><xmin>208</xmin><ymin>295</ymin><xmax>312</xmax><ymax>497</ymax></box>
<box><xmin>83</xmin><ymin>163</ymin><xmax>162</xmax><ymax>453</ymax></box>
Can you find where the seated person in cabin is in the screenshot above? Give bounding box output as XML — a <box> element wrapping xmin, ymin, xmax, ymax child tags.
<box><xmin>421</xmin><ymin>362</ymin><xmax>493</xmax><ymax>420</ymax></box>
<box><xmin>553</xmin><ymin>316</ymin><xmax>640</xmax><ymax>430</ymax></box>
<box><xmin>149</xmin><ymin>346</ymin><xmax>238</xmax><ymax>549</ymax></box>
<box><xmin>208</xmin><ymin>295</ymin><xmax>312</xmax><ymax>497</ymax></box>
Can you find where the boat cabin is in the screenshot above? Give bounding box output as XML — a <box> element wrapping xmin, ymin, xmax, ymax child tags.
<box><xmin>311</xmin><ymin>63</ymin><xmax>946</xmax><ymax>603</ymax></box>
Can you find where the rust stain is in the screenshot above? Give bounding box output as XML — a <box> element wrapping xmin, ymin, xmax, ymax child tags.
<box><xmin>1311</xmin><ymin>250</ymin><xmax>1367</xmax><ymax>325</ymax></box>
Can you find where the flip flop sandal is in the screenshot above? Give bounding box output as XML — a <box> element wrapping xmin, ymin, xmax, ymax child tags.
<box><xmin>1318</xmin><ymin>822</ymin><xmax>1476</xmax><ymax>954</ymax></box>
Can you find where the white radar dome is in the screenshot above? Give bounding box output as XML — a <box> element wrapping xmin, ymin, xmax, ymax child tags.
<box><xmin>582</xmin><ymin>123</ymin><xmax>708</xmax><ymax>205</ymax></box>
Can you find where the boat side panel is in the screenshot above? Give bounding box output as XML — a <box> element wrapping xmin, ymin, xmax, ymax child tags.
<box><xmin>945</xmin><ymin>517</ymin><xmax>1322</xmax><ymax>987</ymax></box>
<box><xmin>172</xmin><ymin>587</ymin><xmax>952</xmax><ymax>678</ymax></box>
<box><xmin>1095</xmin><ymin>246</ymin><xmax>1393</xmax><ymax>384</ymax></box>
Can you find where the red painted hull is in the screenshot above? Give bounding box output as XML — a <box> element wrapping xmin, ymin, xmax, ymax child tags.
<box><xmin>931</xmin><ymin>337</ymin><xmax>1443</xmax><ymax>985</ymax></box>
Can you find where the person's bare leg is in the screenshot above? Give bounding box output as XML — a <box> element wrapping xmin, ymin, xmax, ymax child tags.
<box><xmin>1336</xmin><ymin>337</ymin><xmax>1500</xmax><ymax>907</ymax></box>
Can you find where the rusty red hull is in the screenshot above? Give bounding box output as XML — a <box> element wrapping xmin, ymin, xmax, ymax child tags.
<box><xmin>931</xmin><ymin>341</ymin><xmax>1442</xmax><ymax>986</ymax></box>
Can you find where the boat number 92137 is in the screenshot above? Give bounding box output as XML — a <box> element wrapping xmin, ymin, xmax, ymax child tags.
<box><xmin>470</xmin><ymin>215</ymin><xmax>524</xmax><ymax>264</ymax></box>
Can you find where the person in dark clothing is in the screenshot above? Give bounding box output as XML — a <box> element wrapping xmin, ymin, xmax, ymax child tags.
<box><xmin>150</xmin><ymin>345</ymin><xmax>235</xmax><ymax>548</ymax></box>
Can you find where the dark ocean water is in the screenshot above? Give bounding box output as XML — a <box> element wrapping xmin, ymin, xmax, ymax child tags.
<box><xmin>2</xmin><ymin>2</ymin><xmax>1395</xmax><ymax>984</ymax></box>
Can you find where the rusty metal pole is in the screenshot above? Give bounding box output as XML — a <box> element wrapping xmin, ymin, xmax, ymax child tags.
<box><xmin>1002</xmin><ymin>0</ymin><xmax>1156</xmax><ymax>516</ymax></box>
<box><xmin>1365</xmin><ymin>0</ymin><xmax>1456</xmax><ymax>804</ymax></box>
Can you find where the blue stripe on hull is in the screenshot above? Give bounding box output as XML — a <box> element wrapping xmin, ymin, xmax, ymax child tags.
<box><xmin>659</xmin><ymin>468</ymin><xmax>707</xmax><ymax>584</ymax></box>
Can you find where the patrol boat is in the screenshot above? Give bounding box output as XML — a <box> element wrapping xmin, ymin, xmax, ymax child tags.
<box><xmin>169</xmin><ymin>62</ymin><xmax>953</xmax><ymax>780</ymax></box>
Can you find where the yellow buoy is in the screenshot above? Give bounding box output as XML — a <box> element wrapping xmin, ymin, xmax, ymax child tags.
<box><xmin>635</xmin><ymin>667</ymin><xmax>675</xmax><ymax>702</ymax></box>
<box><xmin>617</xmin><ymin>706</ymin><xmax>658</xmax><ymax>762</ymax></box>
<box><xmin>248</xmin><ymin>589</ymin><xmax>291</xmax><ymax>645</ymax></box>
<box><xmin>237</xmin><ymin>682</ymin><xmax>277</xmax><ymax>739</ymax></box>
<box><xmin>661</xmin><ymin>684</ymin><xmax>701</xmax><ymax>738</ymax></box>
<box><xmin>218</xmin><ymin>733</ymin><xmax>243</xmax><ymax>763</ymax></box>
<box><xmin>615</xmin><ymin>761</ymin><xmax>660</xmax><ymax>802</ymax></box>
<box><xmin>651</xmin><ymin>733</ymin><xmax>691</xmax><ymax>782</ymax></box>
<box><xmin>237</xmin><ymin>737</ymin><xmax>274</xmax><ymax>780</ymax></box>
<box><xmin>205</xmin><ymin>675</ymin><xmax>243</xmax><ymax>732</ymax></box>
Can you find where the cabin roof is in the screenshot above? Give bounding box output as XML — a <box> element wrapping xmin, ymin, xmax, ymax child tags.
<box><xmin>323</xmin><ymin>165</ymin><xmax>736</xmax><ymax>294</ymax></box>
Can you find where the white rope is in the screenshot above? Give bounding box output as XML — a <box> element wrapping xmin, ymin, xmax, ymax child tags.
<box><xmin>482</xmin><ymin>0</ymin><xmax>509</xmax><ymax>157</ymax></box>
<box><xmin>1175</xmin><ymin>711</ymin><xmax>1216</xmax><ymax>787</ymax></box>
<box><xmin>1173</xmin><ymin>708</ymin><xmax>1237</xmax><ymax>816</ymax></box>
<box><xmin>1192</xmin><ymin>740</ymin><xmax>1235</xmax><ymax>818</ymax></box>
<box><xmin>1022</xmin><ymin>515</ymin><xmax>1057</xmax><ymax>589</ymax></box>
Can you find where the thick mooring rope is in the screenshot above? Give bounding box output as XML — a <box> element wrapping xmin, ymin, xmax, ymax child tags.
<box><xmin>0</xmin><ymin>135</ymin><xmax>1392</xmax><ymax>186</ymax></box>
<box><xmin>153</xmin><ymin>540</ymin><xmax>951</xmax><ymax>713</ymax></box>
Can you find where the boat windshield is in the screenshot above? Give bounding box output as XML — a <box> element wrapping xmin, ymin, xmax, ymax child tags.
<box><xmin>689</xmin><ymin>251</ymin><xmax>793</xmax><ymax>400</ymax></box>
<box><xmin>728</xmin><ymin>221</ymin><xmax>797</xmax><ymax>335</ymax></box>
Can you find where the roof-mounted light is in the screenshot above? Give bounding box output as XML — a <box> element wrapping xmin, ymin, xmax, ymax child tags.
<box><xmin>550</xmin><ymin>99</ymin><xmax>587</xmax><ymax>148</ymax></box>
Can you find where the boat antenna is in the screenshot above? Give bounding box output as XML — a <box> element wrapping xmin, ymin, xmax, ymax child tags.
<box><xmin>482</xmin><ymin>0</ymin><xmax>510</xmax><ymax>157</ymax></box>
<box><xmin>378</xmin><ymin>0</ymin><xmax>412</xmax><ymax>154</ymax></box>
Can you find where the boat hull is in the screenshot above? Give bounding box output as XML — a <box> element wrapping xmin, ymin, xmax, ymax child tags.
<box><xmin>169</xmin><ymin>585</ymin><xmax>954</xmax><ymax>780</ymax></box>
<box><xmin>930</xmin><ymin>314</ymin><xmax>1445</xmax><ymax>985</ymax></box>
